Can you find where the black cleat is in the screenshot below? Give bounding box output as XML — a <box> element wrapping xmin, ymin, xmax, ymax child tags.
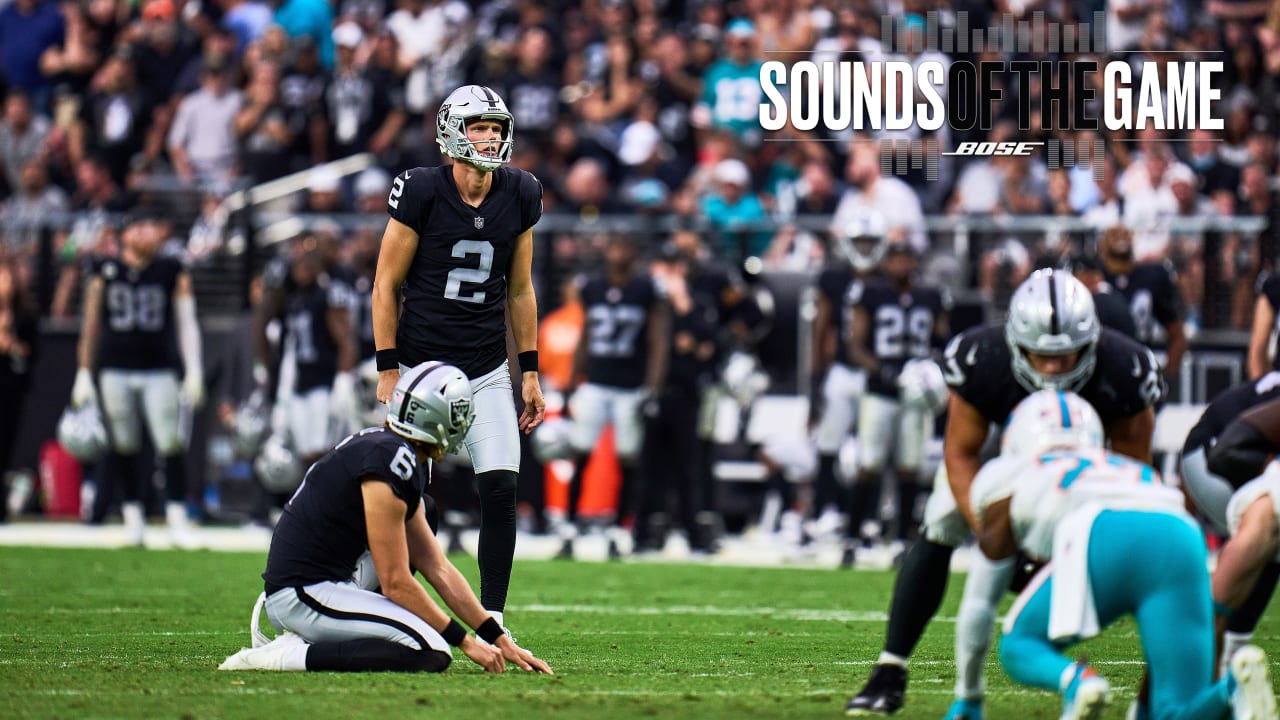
<box><xmin>607</xmin><ymin>538</ymin><xmax>623</xmax><ymax>561</ymax></box>
<box><xmin>555</xmin><ymin>538</ymin><xmax>574</xmax><ymax>560</ymax></box>
<box><xmin>846</xmin><ymin>663</ymin><xmax>907</xmax><ymax>715</ymax></box>
<box><xmin>840</xmin><ymin>543</ymin><xmax>857</xmax><ymax>569</ymax></box>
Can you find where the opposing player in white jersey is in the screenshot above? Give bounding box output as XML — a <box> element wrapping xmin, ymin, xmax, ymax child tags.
<box><xmin>970</xmin><ymin>391</ymin><xmax>1276</xmax><ymax>720</ymax></box>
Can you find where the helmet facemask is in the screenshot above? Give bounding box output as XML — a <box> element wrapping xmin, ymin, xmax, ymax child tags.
<box><xmin>1005</xmin><ymin>268</ymin><xmax>1101</xmax><ymax>393</ymax></box>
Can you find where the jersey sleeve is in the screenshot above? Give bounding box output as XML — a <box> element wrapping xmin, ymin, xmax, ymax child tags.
<box><xmin>1101</xmin><ymin>334</ymin><xmax>1164</xmax><ymax>414</ymax></box>
<box><xmin>1153</xmin><ymin>262</ymin><xmax>1184</xmax><ymax>326</ymax></box>
<box><xmin>971</xmin><ymin>455</ymin><xmax>1023</xmax><ymax>519</ymax></box>
<box><xmin>355</xmin><ymin>440</ymin><xmax>423</xmax><ymax>512</ymax></box>
<box><xmin>517</xmin><ymin>170</ymin><xmax>544</xmax><ymax>233</ymax></box>
<box><xmin>387</xmin><ymin>167</ymin><xmax>434</xmax><ymax>231</ymax></box>
<box><xmin>1262</xmin><ymin>274</ymin><xmax>1280</xmax><ymax>312</ymax></box>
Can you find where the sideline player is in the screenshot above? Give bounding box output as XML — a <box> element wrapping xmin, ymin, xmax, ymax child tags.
<box><xmin>219</xmin><ymin>362</ymin><xmax>552</xmax><ymax>675</ymax></box>
<box><xmin>73</xmin><ymin>210</ymin><xmax>204</xmax><ymax>549</ymax></box>
<box><xmin>842</xmin><ymin>234</ymin><xmax>949</xmax><ymax>565</ymax></box>
<box><xmin>371</xmin><ymin>85</ymin><xmax>545</xmax><ymax>637</ymax></box>
<box><xmin>846</xmin><ymin>269</ymin><xmax>1161</xmax><ymax>716</ymax></box>
<box><xmin>972</xmin><ymin>390</ymin><xmax>1275</xmax><ymax>720</ymax></box>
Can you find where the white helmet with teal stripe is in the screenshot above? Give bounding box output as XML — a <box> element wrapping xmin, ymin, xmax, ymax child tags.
<box><xmin>1001</xmin><ymin>390</ymin><xmax>1104</xmax><ymax>458</ymax></box>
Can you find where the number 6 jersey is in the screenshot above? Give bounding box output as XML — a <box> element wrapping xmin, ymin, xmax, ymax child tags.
<box><xmin>93</xmin><ymin>255</ymin><xmax>183</xmax><ymax>372</ymax></box>
<box><xmin>387</xmin><ymin>165</ymin><xmax>543</xmax><ymax>378</ymax></box>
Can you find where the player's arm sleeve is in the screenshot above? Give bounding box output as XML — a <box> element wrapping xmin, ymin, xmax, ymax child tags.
<box><xmin>518</xmin><ymin>171</ymin><xmax>544</xmax><ymax>233</ymax></box>
<box><xmin>357</xmin><ymin>444</ymin><xmax>421</xmax><ymax>510</ymax></box>
<box><xmin>386</xmin><ymin>167</ymin><xmax>432</xmax><ymax>228</ymax></box>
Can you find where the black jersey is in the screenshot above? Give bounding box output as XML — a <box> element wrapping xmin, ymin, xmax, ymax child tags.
<box><xmin>1093</xmin><ymin>285</ymin><xmax>1138</xmax><ymax>340</ymax></box>
<box><xmin>1184</xmin><ymin>371</ymin><xmax>1280</xmax><ymax>454</ymax></box>
<box><xmin>388</xmin><ymin>165</ymin><xmax>543</xmax><ymax>378</ymax></box>
<box><xmin>579</xmin><ymin>272</ymin><xmax>661</xmax><ymax>389</ymax></box>
<box><xmin>1256</xmin><ymin>273</ymin><xmax>1280</xmax><ymax>372</ymax></box>
<box><xmin>94</xmin><ymin>255</ymin><xmax>184</xmax><ymax>371</ymax></box>
<box><xmin>816</xmin><ymin>264</ymin><xmax>861</xmax><ymax>368</ymax></box>
<box><xmin>941</xmin><ymin>325</ymin><xmax>1162</xmax><ymax>426</ymax></box>
<box><xmin>1103</xmin><ymin>261</ymin><xmax>1183</xmax><ymax>346</ymax></box>
<box><xmin>286</xmin><ymin>273</ymin><xmax>354</xmax><ymax>393</ymax></box>
<box><xmin>263</xmin><ymin>427</ymin><xmax>426</xmax><ymax>590</ymax></box>
<box><xmin>854</xmin><ymin>280</ymin><xmax>951</xmax><ymax>397</ymax></box>
<box><xmin>667</xmin><ymin>298</ymin><xmax>719</xmax><ymax>394</ymax></box>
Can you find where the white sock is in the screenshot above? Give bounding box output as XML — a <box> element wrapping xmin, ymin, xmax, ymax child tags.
<box><xmin>165</xmin><ymin>502</ymin><xmax>188</xmax><ymax>530</ymax></box>
<box><xmin>122</xmin><ymin>502</ymin><xmax>145</xmax><ymax>545</ymax></box>
<box><xmin>1221</xmin><ymin>631</ymin><xmax>1253</xmax><ymax>679</ymax></box>
<box><xmin>955</xmin><ymin>554</ymin><xmax>1015</xmax><ymax>700</ymax></box>
<box><xmin>282</xmin><ymin>644</ymin><xmax>308</xmax><ymax>671</ymax></box>
<box><xmin>877</xmin><ymin>651</ymin><xmax>909</xmax><ymax>668</ymax></box>
<box><xmin>1059</xmin><ymin>662</ymin><xmax>1082</xmax><ymax>691</ymax></box>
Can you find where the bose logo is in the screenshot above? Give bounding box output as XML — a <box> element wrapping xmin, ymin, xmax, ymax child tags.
<box><xmin>941</xmin><ymin>141</ymin><xmax>1044</xmax><ymax>157</ymax></box>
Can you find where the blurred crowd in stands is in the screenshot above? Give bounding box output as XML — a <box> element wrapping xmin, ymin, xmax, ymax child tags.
<box><xmin>0</xmin><ymin>0</ymin><xmax>1277</xmax><ymax>330</ymax></box>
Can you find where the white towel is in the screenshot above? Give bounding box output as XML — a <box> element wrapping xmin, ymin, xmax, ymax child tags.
<box><xmin>1048</xmin><ymin>504</ymin><xmax>1104</xmax><ymax>642</ymax></box>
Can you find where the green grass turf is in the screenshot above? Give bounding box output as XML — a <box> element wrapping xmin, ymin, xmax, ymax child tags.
<box><xmin>1</xmin><ymin>547</ymin><xmax>1272</xmax><ymax>719</ymax></box>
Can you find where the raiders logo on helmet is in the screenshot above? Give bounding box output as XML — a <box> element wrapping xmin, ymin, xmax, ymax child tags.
<box><xmin>450</xmin><ymin>398</ymin><xmax>473</xmax><ymax>430</ymax></box>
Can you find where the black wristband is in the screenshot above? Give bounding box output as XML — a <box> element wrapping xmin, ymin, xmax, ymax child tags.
<box><xmin>375</xmin><ymin>349</ymin><xmax>399</xmax><ymax>372</ymax></box>
<box><xmin>518</xmin><ymin>350</ymin><xmax>539</xmax><ymax>373</ymax></box>
<box><xmin>476</xmin><ymin>617</ymin><xmax>505</xmax><ymax>645</ymax></box>
<box><xmin>441</xmin><ymin>619</ymin><xmax>467</xmax><ymax>647</ymax></box>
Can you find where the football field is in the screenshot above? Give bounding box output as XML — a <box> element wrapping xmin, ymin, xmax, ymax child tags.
<box><xmin>3</xmin><ymin>547</ymin><xmax>1274</xmax><ymax>719</ymax></box>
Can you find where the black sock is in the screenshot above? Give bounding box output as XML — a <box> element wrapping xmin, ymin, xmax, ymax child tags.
<box><xmin>163</xmin><ymin>455</ymin><xmax>186</xmax><ymax>502</ymax></box>
<box><xmin>306</xmin><ymin>639</ymin><xmax>451</xmax><ymax>672</ymax></box>
<box><xmin>814</xmin><ymin>453</ymin><xmax>838</xmax><ymax>515</ymax></box>
<box><xmin>884</xmin><ymin>538</ymin><xmax>954</xmax><ymax>658</ymax></box>
<box><xmin>567</xmin><ymin>457</ymin><xmax>587</xmax><ymax>526</ymax></box>
<box><xmin>106</xmin><ymin>452</ymin><xmax>141</xmax><ymax>502</ymax></box>
<box><xmin>1228</xmin><ymin>561</ymin><xmax>1280</xmax><ymax>633</ymax></box>
<box><xmin>896</xmin><ymin>481</ymin><xmax>919</xmax><ymax>541</ymax></box>
<box><xmin>847</xmin><ymin>481</ymin><xmax>877</xmax><ymax>540</ymax></box>
<box><xmin>766</xmin><ymin>470</ymin><xmax>794</xmax><ymax>510</ymax></box>
<box><xmin>617</xmin><ymin>464</ymin><xmax>639</xmax><ymax>525</ymax></box>
<box><xmin>476</xmin><ymin>469</ymin><xmax>517</xmax><ymax>613</ymax></box>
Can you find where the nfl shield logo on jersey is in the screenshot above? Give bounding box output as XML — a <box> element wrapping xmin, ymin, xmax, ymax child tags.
<box><xmin>474</xmin><ymin>217</ymin><xmax>484</xmax><ymax>230</ymax></box>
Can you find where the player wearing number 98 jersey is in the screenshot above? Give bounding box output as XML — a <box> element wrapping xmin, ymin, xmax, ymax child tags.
<box><xmin>72</xmin><ymin>210</ymin><xmax>204</xmax><ymax>549</ymax></box>
<box><xmin>371</xmin><ymin>85</ymin><xmax>544</xmax><ymax>635</ymax></box>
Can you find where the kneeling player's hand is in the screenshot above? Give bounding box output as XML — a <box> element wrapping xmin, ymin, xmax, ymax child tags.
<box><xmin>461</xmin><ymin>636</ymin><xmax>505</xmax><ymax>673</ymax></box>
<box><xmin>498</xmin><ymin>638</ymin><xmax>553</xmax><ymax>674</ymax></box>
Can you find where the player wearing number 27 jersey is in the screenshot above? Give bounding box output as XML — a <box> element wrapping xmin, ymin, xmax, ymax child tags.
<box><xmin>371</xmin><ymin>85</ymin><xmax>545</xmax><ymax>634</ymax></box>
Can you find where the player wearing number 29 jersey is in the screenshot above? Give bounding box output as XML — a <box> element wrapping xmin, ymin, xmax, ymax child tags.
<box><xmin>371</xmin><ymin>85</ymin><xmax>545</xmax><ymax>634</ymax></box>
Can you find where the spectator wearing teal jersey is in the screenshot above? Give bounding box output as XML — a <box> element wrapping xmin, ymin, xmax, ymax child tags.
<box><xmin>273</xmin><ymin>0</ymin><xmax>335</xmax><ymax>69</ymax></box>
<box><xmin>700</xmin><ymin>158</ymin><xmax>770</xmax><ymax>262</ymax></box>
<box><xmin>692</xmin><ymin>19</ymin><xmax>764</xmax><ymax>147</ymax></box>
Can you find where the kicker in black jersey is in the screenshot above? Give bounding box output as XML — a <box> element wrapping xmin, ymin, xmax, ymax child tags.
<box><xmin>94</xmin><ymin>255</ymin><xmax>184</xmax><ymax>371</ymax></box>
<box><xmin>577</xmin><ymin>273</ymin><xmax>661</xmax><ymax>389</ymax></box>
<box><xmin>387</xmin><ymin>165</ymin><xmax>542</xmax><ymax>378</ymax></box>
<box><xmin>263</xmin><ymin>427</ymin><xmax>426</xmax><ymax>590</ymax></box>
<box><xmin>854</xmin><ymin>280</ymin><xmax>950</xmax><ymax>398</ymax></box>
<box><xmin>941</xmin><ymin>325</ymin><xmax>1162</xmax><ymax>425</ymax></box>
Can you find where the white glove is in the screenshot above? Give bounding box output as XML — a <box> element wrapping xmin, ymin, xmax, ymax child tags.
<box><xmin>330</xmin><ymin>371</ymin><xmax>358</xmax><ymax>424</ymax></box>
<box><xmin>182</xmin><ymin>370</ymin><xmax>205</xmax><ymax>410</ymax></box>
<box><xmin>72</xmin><ymin>368</ymin><xmax>97</xmax><ymax>408</ymax></box>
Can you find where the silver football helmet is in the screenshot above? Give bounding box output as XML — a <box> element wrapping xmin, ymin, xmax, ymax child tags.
<box><xmin>232</xmin><ymin>392</ymin><xmax>269</xmax><ymax>458</ymax></box>
<box><xmin>897</xmin><ymin>358</ymin><xmax>948</xmax><ymax>415</ymax></box>
<box><xmin>254</xmin><ymin>434</ymin><xmax>303</xmax><ymax>494</ymax></box>
<box><xmin>386</xmin><ymin>361</ymin><xmax>476</xmax><ymax>453</ymax></box>
<box><xmin>436</xmin><ymin>85</ymin><xmax>515</xmax><ymax>172</ymax></box>
<box><xmin>530</xmin><ymin>416</ymin><xmax>575</xmax><ymax>463</ymax></box>
<box><xmin>57</xmin><ymin>404</ymin><xmax>109</xmax><ymax>463</ymax></box>
<box><xmin>833</xmin><ymin>211</ymin><xmax>887</xmax><ymax>272</ymax></box>
<box><xmin>1005</xmin><ymin>268</ymin><xmax>1100</xmax><ymax>393</ymax></box>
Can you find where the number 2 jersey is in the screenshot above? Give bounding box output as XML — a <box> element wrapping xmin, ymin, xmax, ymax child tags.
<box><xmin>93</xmin><ymin>255</ymin><xmax>183</xmax><ymax>372</ymax></box>
<box><xmin>942</xmin><ymin>325</ymin><xmax>1162</xmax><ymax>426</ymax></box>
<box><xmin>387</xmin><ymin>165</ymin><xmax>543</xmax><ymax>379</ymax></box>
<box><xmin>263</xmin><ymin>427</ymin><xmax>426</xmax><ymax>590</ymax></box>
<box><xmin>972</xmin><ymin>448</ymin><xmax>1186</xmax><ymax>560</ymax></box>
<box><xmin>853</xmin><ymin>279</ymin><xmax>950</xmax><ymax>398</ymax></box>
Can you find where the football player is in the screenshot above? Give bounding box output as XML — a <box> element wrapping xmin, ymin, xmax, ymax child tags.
<box><xmin>72</xmin><ymin>209</ymin><xmax>205</xmax><ymax>549</ymax></box>
<box><xmin>809</xmin><ymin>213</ymin><xmax>885</xmax><ymax>538</ymax></box>
<box><xmin>972</xmin><ymin>390</ymin><xmax>1275</xmax><ymax>720</ymax></box>
<box><xmin>846</xmin><ymin>269</ymin><xmax>1161</xmax><ymax>717</ymax></box>
<box><xmin>1246</xmin><ymin>270</ymin><xmax>1280</xmax><ymax>379</ymax></box>
<box><xmin>371</xmin><ymin>85</ymin><xmax>545</xmax><ymax>637</ymax></box>
<box><xmin>218</xmin><ymin>362</ymin><xmax>552</xmax><ymax>675</ymax></box>
<box><xmin>1096</xmin><ymin>225</ymin><xmax>1187</xmax><ymax>390</ymax></box>
<box><xmin>842</xmin><ymin>233</ymin><xmax>949</xmax><ymax>566</ymax></box>
<box><xmin>559</xmin><ymin>234</ymin><xmax>670</xmax><ymax>560</ymax></box>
